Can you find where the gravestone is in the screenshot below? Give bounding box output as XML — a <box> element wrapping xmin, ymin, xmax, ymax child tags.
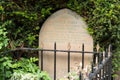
<box><xmin>39</xmin><ymin>8</ymin><xmax>93</xmax><ymax>79</ymax></box>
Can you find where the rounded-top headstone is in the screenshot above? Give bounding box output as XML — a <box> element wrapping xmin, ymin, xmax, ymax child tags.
<box><xmin>39</xmin><ymin>8</ymin><xmax>93</xmax><ymax>79</ymax></box>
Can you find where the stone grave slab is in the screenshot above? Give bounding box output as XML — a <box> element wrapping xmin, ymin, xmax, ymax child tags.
<box><xmin>39</xmin><ymin>8</ymin><xmax>93</xmax><ymax>79</ymax></box>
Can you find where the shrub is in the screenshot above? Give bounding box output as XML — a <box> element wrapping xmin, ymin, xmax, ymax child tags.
<box><xmin>0</xmin><ymin>56</ymin><xmax>51</xmax><ymax>80</ymax></box>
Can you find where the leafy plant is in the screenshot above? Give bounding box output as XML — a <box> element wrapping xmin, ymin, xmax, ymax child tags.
<box><xmin>0</xmin><ymin>56</ymin><xmax>13</xmax><ymax>80</ymax></box>
<box><xmin>112</xmin><ymin>46</ymin><xmax>120</xmax><ymax>77</ymax></box>
<box><xmin>11</xmin><ymin>69</ymin><xmax>51</xmax><ymax>80</ymax></box>
<box><xmin>0</xmin><ymin>21</ymin><xmax>10</xmax><ymax>50</ymax></box>
<box><xmin>0</xmin><ymin>56</ymin><xmax>51</xmax><ymax>80</ymax></box>
<box><xmin>0</xmin><ymin>0</ymin><xmax>67</xmax><ymax>48</ymax></box>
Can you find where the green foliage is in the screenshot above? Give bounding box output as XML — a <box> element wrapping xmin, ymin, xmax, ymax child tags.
<box><xmin>112</xmin><ymin>46</ymin><xmax>120</xmax><ymax>75</ymax></box>
<box><xmin>0</xmin><ymin>56</ymin><xmax>51</xmax><ymax>80</ymax></box>
<box><xmin>67</xmin><ymin>0</ymin><xmax>120</xmax><ymax>74</ymax></box>
<box><xmin>0</xmin><ymin>56</ymin><xmax>12</xmax><ymax>79</ymax></box>
<box><xmin>41</xmin><ymin>7</ymin><xmax>52</xmax><ymax>18</ymax></box>
<box><xmin>0</xmin><ymin>1</ymin><xmax>67</xmax><ymax>80</ymax></box>
<box><xmin>0</xmin><ymin>21</ymin><xmax>9</xmax><ymax>50</ymax></box>
<box><xmin>68</xmin><ymin>0</ymin><xmax>120</xmax><ymax>46</ymax></box>
<box><xmin>0</xmin><ymin>0</ymin><xmax>67</xmax><ymax>48</ymax></box>
<box><xmin>0</xmin><ymin>2</ymin><xmax>9</xmax><ymax>50</ymax></box>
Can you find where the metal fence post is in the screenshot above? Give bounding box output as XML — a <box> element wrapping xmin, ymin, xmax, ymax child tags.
<box><xmin>79</xmin><ymin>72</ymin><xmax>83</xmax><ymax>80</ymax></box>
<box><xmin>68</xmin><ymin>51</ymin><xmax>70</xmax><ymax>73</ymax></box>
<box><xmin>54</xmin><ymin>42</ymin><xmax>56</xmax><ymax>80</ymax></box>
<box><xmin>41</xmin><ymin>50</ymin><xmax>43</xmax><ymax>71</ymax></box>
<box><xmin>82</xmin><ymin>44</ymin><xmax>84</xmax><ymax>69</ymax></box>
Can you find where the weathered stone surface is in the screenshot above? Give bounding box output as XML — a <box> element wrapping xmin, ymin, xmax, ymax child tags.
<box><xmin>39</xmin><ymin>8</ymin><xmax>93</xmax><ymax>79</ymax></box>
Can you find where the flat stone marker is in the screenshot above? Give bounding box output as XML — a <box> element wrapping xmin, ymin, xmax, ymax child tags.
<box><xmin>39</xmin><ymin>8</ymin><xmax>93</xmax><ymax>79</ymax></box>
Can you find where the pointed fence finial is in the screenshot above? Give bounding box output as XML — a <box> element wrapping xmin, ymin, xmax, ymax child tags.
<box><xmin>67</xmin><ymin>42</ymin><xmax>71</xmax><ymax>50</ymax></box>
<box><xmin>108</xmin><ymin>44</ymin><xmax>112</xmax><ymax>56</ymax></box>
<box><xmin>96</xmin><ymin>43</ymin><xmax>100</xmax><ymax>52</ymax></box>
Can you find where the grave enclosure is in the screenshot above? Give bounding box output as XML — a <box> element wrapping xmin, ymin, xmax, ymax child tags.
<box><xmin>1</xmin><ymin>8</ymin><xmax>113</xmax><ymax>80</ymax></box>
<box><xmin>39</xmin><ymin>8</ymin><xmax>93</xmax><ymax>79</ymax></box>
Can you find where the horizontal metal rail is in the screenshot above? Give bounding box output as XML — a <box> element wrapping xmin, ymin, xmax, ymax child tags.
<box><xmin>1</xmin><ymin>48</ymin><xmax>99</xmax><ymax>54</ymax></box>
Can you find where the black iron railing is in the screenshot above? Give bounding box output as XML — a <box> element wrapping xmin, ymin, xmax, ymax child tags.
<box><xmin>89</xmin><ymin>46</ymin><xmax>112</xmax><ymax>80</ymax></box>
<box><xmin>0</xmin><ymin>43</ymin><xmax>112</xmax><ymax>80</ymax></box>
